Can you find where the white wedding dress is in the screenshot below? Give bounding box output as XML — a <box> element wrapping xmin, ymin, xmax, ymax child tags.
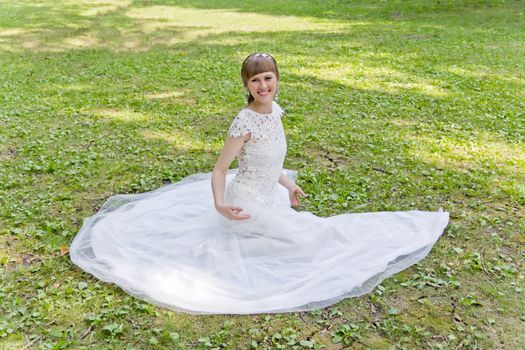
<box><xmin>70</xmin><ymin>101</ymin><xmax>449</xmax><ymax>314</ymax></box>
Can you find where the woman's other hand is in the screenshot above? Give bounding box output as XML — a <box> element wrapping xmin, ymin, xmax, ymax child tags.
<box><xmin>288</xmin><ymin>186</ymin><xmax>306</xmax><ymax>207</ymax></box>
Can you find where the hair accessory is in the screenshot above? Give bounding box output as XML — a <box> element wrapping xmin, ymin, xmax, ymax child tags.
<box><xmin>248</xmin><ymin>53</ymin><xmax>274</xmax><ymax>61</ymax></box>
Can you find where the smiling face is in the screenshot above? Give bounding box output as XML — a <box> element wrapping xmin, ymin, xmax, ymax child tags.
<box><xmin>246</xmin><ymin>71</ymin><xmax>278</xmax><ymax>106</ymax></box>
<box><xmin>241</xmin><ymin>53</ymin><xmax>280</xmax><ymax>105</ymax></box>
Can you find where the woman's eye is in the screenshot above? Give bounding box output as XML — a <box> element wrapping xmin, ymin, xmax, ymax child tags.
<box><xmin>265</xmin><ymin>77</ymin><xmax>272</xmax><ymax>80</ymax></box>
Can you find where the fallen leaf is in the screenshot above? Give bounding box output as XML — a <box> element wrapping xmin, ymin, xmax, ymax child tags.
<box><xmin>60</xmin><ymin>246</ymin><xmax>69</xmax><ymax>256</ymax></box>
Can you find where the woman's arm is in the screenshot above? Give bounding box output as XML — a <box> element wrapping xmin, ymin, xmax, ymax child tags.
<box><xmin>278</xmin><ymin>173</ymin><xmax>296</xmax><ymax>191</ymax></box>
<box><xmin>212</xmin><ymin>133</ymin><xmax>251</xmax><ymax>220</ymax></box>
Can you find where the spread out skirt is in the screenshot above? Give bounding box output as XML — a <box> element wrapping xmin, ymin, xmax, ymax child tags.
<box><xmin>69</xmin><ymin>169</ymin><xmax>449</xmax><ymax>315</ymax></box>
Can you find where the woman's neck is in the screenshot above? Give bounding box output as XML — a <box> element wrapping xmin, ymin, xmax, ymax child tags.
<box><xmin>247</xmin><ymin>100</ymin><xmax>273</xmax><ymax>114</ymax></box>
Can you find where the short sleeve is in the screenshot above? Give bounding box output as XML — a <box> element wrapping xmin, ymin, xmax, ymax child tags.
<box><xmin>227</xmin><ymin>112</ymin><xmax>252</xmax><ymax>138</ymax></box>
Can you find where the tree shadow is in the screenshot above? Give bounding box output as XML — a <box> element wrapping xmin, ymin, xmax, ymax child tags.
<box><xmin>1</xmin><ymin>1</ymin><xmax>523</xmax><ymax>209</ymax></box>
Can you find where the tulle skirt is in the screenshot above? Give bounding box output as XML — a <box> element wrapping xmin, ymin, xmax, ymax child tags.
<box><xmin>70</xmin><ymin>170</ymin><xmax>449</xmax><ymax>314</ymax></box>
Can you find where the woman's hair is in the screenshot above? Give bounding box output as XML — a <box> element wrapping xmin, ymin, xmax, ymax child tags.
<box><xmin>241</xmin><ymin>53</ymin><xmax>279</xmax><ymax>104</ymax></box>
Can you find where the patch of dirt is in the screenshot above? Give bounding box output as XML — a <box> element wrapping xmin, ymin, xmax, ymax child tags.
<box><xmin>311</xmin><ymin>148</ymin><xmax>346</xmax><ymax>168</ymax></box>
<box><xmin>0</xmin><ymin>147</ymin><xmax>18</xmax><ymax>161</ymax></box>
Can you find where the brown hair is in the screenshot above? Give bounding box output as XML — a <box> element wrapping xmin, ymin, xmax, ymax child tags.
<box><xmin>241</xmin><ymin>53</ymin><xmax>279</xmax><ymax>104</ymax></box>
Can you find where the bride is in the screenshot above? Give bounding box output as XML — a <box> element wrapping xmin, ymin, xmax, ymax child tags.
<box><xmin>70</xmin><ymin>52</ymin><xmax>449</xmax><ymax>314</ymax></box>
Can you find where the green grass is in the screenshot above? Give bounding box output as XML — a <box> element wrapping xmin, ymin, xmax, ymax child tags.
<box><xmin>1</xmin><ymin>0</ymin><xmax>524</xmax><ymax>348</ymax></box>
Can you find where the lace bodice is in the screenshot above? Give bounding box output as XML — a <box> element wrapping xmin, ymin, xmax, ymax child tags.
<box><xmin>226</xmin><ymin>100</ymin><xmax>287</xmax><ymax>206</ymax></box>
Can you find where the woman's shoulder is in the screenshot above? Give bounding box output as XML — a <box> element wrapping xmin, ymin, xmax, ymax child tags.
<box><xmin>228</xmin><ymin>109</ymin><xmax>253</xmax><ymax>137</ymax></box>
<box><xmin>272</xmin><ymin>100</ymin><xmax>285</xmax><ymax>118</ymax></box>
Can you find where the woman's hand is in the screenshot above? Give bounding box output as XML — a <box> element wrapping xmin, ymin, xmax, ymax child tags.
<box><xmin>215</xmin><ymin>204</ymin><xmax>251</xmax><ymax>221</ymax></box>
<box><xmin>288</xmin><ymin>185</ymin><xmax>306</xmax><ymax>207</ymax></box>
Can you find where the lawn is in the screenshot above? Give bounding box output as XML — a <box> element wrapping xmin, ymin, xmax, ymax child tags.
<box><xmin>1</xmin><ymin>0</ymin><xmax>524</xmax><ymax>349</ymax></box>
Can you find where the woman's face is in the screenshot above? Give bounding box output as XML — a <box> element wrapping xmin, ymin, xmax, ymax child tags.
<box><xmin>246</xmin><ymin>71</ymin><xmax>278</xmax><ymax>105</ymax></box>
